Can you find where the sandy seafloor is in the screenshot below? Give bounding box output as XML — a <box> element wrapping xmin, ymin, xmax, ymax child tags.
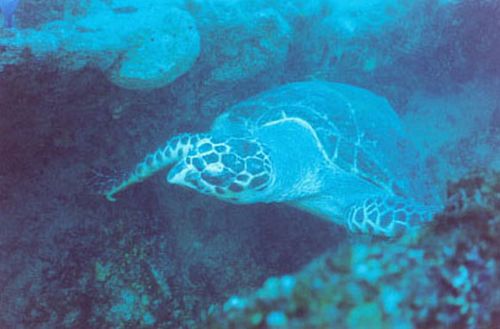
<box><xmin>0</xmin><ymin>1</ymin><xmax>499</xmax><ymax>328</ymax></box>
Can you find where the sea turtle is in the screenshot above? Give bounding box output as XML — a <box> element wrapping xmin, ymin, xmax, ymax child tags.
<box><xmin>96</xmin><ymin>81</ymin><xmax>442</xmax><ymax>236</ymax></box>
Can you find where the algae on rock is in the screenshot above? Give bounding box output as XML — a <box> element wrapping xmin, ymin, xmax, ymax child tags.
<box><xmin>206</xmin><ymin>170</ymin><xmax>500</xmax><ymax>329</ymax></box>
<box><xmin>0</xmin><ymin>0</ymin><xmax>200</xmax><ymax>90</ymax></box>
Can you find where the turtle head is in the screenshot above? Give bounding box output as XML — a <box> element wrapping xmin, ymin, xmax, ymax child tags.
<box><xmin>167</xmin><ymin>136</ymin><xmax>274</xmax><ymax>203</ymax></box>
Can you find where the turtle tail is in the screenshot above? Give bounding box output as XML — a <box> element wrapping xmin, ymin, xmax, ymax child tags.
<box><xmin>91</xmin><ymin>133</ymin><xmax>196</xmax><ymax>201</ymax></box>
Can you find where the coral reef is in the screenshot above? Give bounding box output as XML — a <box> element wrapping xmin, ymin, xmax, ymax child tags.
<box><xmin>191</xmin><ymin>1</ymin><xmax>292</xmax><ymax>83</ymax></box>
<box><xmin>206</xmin><ymin>170</ymin><xmax>500</xmax><ymax>329</ymax></box>
<box><xmin>0</xmin><ymin>0</ymin><xmax>200</xmax><ymax>89</ymax></box>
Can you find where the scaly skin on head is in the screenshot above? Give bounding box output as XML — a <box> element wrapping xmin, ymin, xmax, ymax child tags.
<box><xmin>167</xmin><ymin>137</ymin><xmax>274</xmax><ymax>203</ymax></box>
<box><xmin>102</xmin><ymin>133</ymin><xmax>201</xmax><ymax>201</ymax></box>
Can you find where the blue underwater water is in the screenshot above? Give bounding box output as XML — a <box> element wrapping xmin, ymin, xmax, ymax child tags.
<box><xmin>0</xmin><ymin>1</ymin><xmax>499</xmax><ymax>328</ymax></box>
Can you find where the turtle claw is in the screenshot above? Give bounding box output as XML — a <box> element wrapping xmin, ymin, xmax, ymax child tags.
<box><xmin>86</xmin><ymin>167</ymin><xmax>126</xmax><ymax>200</ymax></box>
<box><xmin>105</xmin><ymin>194</ymin><xmax>117</xmax><ymax>202</ymax></box>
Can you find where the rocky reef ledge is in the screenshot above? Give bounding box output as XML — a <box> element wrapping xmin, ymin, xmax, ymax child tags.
<box><xmin>0</xmin><ymin>1</ymin><xmax>200</xmax><ymax>90</ymax></box>
<box><xmin>206</xmin><ymin>170</ymin><xmax>499</xmax><ymax>329</ymax></box>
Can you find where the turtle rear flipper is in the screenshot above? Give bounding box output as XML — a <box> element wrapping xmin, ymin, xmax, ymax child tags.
<box><xmin>346</xmin><ymin>195</ymin><xmax>441</xmax><ymax>237</ymax></box>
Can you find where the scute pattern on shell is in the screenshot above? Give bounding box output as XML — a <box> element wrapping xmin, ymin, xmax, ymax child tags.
<box><xmin>212</xmin><ymin>81</ymin><xmax>422</xmax><ymax>199</ymax></box>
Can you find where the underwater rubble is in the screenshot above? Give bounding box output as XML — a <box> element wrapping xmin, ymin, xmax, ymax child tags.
<box><xmin>206</xmin><ymin>170</ymin><xmax>500</xmax><ymax>329</ymax></box>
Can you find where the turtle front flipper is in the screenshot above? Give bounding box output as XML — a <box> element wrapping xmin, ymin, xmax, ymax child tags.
<box><xmin>346</xmin><ymin>195</ymin><xmax>442</xmax><ymax>237</ymax></box>
<box><xmin>95</xmin><ymin>133</ymin><xmax>199</xmax><ymax>201</ymax></box>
